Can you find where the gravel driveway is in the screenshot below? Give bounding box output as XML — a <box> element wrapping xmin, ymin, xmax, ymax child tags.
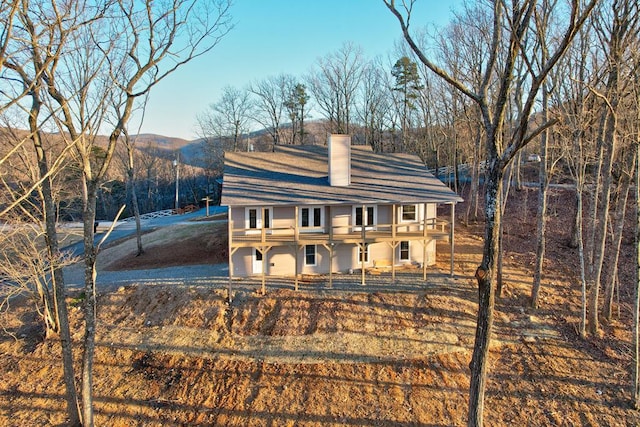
<box><xmin>63</xmin><ymin>207</ymin><xmax>230</xmax><ymax>292</ymax></box>
<box><xmin>63</xmin><ymin>262</ymin><xmax>230</xmax><ymax>292</ymax></box>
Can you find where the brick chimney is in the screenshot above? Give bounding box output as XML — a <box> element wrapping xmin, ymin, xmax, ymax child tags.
<box><xmin>328</xmin><ymin>134</ymin><xmax>351</xmax><ymax>186</ymax></box>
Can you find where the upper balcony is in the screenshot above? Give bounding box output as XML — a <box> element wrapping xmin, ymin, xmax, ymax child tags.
<box><xmin>229</xmin><ymin>218</ymin><xmax>451</xmax><ymax>248</ymax></box>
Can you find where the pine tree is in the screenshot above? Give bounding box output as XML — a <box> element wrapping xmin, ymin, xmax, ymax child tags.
<box><xmin>391</xmin><ymin>56</ymin><xmax>423</xmax><ymax>150</ymax></box>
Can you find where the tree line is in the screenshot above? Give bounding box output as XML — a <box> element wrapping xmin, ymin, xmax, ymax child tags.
<box><xmin>384</xmin><ymin>0</ymin><xmax>639</xmax><ymax>425</ymax></box>
<box><xmin>196</xmin><ymin>42</ymin><xmax>457</xmax><ymax>177</ymax></box>
<box><xmin>0</xmin><ymin>1</ymin><xmax>233</xmax><ymax>425</ymax></box>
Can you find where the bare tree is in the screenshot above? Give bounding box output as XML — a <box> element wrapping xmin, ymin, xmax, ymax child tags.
<box><xmin>357</xmin><ymin>57</ymin><xmax>392</xmax><ymax>152</ymax></box>
<box><xmin>1</xmin><ymin>2</ymin><xmax>108</xmax><ymax>422</ymax></box>
<box><xmin>0</xmin><ymin>1</ymin><xmax>19</xmax><ymax>75</ymax></box>
<box><xmin>0</xmin><ymin>214</ymin><xmax>79</xmax><ymax>333</ymax></box>
<box><xmin>204</xmin><ymin>85</ymin><xmax>253</xmax><ymax>152</ymax></box>
<box><xmin>122</xmin><ymin>129</ymin><xmax>145</xmax><ymax>255</ymax></box>
<box><xmin>603</xmin><ymin>146</ymin><xmax>635</xmax><ymax>319</ymax></box>
<box><xmin>250</xmin><ymin>74</ymin><xmax>292</xmax><ymax>147</ymax></box>
<box><xmin>585</xmin><ymin>0</ymin><xmax>639</xmax><ymax>335</ymax></box>
<box><xmin>0</xmin><ymin>0</ymin><xmax>29</xmax><ymax>114</ymax></box>
<box><xmin>551</xmin><ymin>18</ymin><xmax>598</xmax><ymax>336</ymax></box>
<box><xmin>2</xmin><ymin>1</ymin><xmax>233</xmax><ymax>425</ymax></box>
<box><xmin>531</xmin><ymin>0</ymin><xmax>567</xmax><ymax>308</ymax></box>
<box><xmin>308</xmin><ymin>42</ymin><xmax>365</xmax><ymax>134</ymax></box>
<box><xmin>384</xmin><ymin>1</ymin><xmax>596</xmax><ymax>425</ymax></box>
<box><xmin>634</xmin><ymin>68</ymin><xmax>640</xmax><ymax>409</ymax></box>
<box><xmin>430</xmin><ymin>5</ymin><xmax>490</xmax><ymax>220</ymax></box>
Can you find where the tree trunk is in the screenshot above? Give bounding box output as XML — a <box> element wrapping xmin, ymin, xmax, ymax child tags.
<box><xmin>126</xmin><ymin>143</ymin><xmax>144</xmax><ymax>256</ymax></box>
<box><xmin>588</xmin><ymin>103</ymin><xmax>618</xmax><ymax>335</ymax></box>
<box><xmin>38</xmin><ymin>154</ymin><xmax>81</xmax><ymax>426</ymax></box>
<box><xmin>577</xmin><ymin>181</ymin><xmax>587</xmax><ymax>338</ymax></box>
<box><xmin>81</xmin><ymin>182</ymin><xmax>99</xmax><ymax>426</ymax></box>
<box><xmin>300</xmin><ymin>104</ymin><xmax>305</xmax><ymax>145</ymax></box>
<box><xmin>30</xmin><ymin>97</ymin><xmax>81</xmax><ymax>425</ymax></box>
<box><xmin>466</xmin><ymin>130</ymin><xmax>482</xmax><ymax>225</ymax></box>
<box><xmin>587</xmin><ymin>111</ymin><xmax>607</xmax><ymax>269</ymax></box>
<box><xmin>531</xmin><ymin>90</ymin><xmax>550</xmax><ymax>309</ymax></box>
<box><xmin>604</xmin><ymin>152</ymin><xmax>634</xmax><ymax>320</ymax></box>
<box><xmin>496</xmin><ymin>165</ymin><xmax>512</xmax><ymax>298</ymax></box>
<box><xmin>468</xmin><ymin>163</ymin><xmax>502</xmax><ymax>426</ymax></box>
<box><xmin>634</xmin><ymin>140</ymin><xmax>640</xmax><ymax>409</ymax></box>
<box><xmin>512</xmin><ymin>151</ymin><xmax>522</xmax><ymax>191</ymax></box>
<box><xmin>531</xmin><ymin>175</ymin><xmax>548</xmax><ymax>308</ymax></box>
<box><xmin>132</xmin><ymin>178</ymin><xmax>144</xmax><ymax>256</ymax></box>
<box><xmin>569</xmin><ymin>187</ymin><xmax>580</xmax><ymax>248</ymax></box>
<box><xmin>453</xmin><ymin>138</ymin><xmax>459</xmax><ymax>194</ymax></box>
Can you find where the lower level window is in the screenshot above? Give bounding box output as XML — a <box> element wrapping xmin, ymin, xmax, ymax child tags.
<box><xmin>359</xmin><ymin>244</ymin><xmax>369</xmax><ymax>263</ymax></box>
<box><xmin>400</xmin><ymin>241</ymin><xmax>410</xmax><ymax>261</ymax></box>
<box><xmin>305</xmin><ymin>245</ymin><xmax>317</xmax><ymax>266</ymax></box>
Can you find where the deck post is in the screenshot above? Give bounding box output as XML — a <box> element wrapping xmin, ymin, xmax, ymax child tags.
<box><xmin>450</xmin><ymin>202</ymin><xmax>455</xmax><ymax>277</ymax></box>
<box><xmin>328</xmin><ymin>206</ymin><xmax>333</xmax><ymax>288</ymax></box>
<box><xmin>361</xmin><ymin>205</ymin><xmax>366</xmax><ymax>286</ymax></box>
<box><xmin>329</xmin><ymin>244</ymin><xmax>334</xmax><ymax>288</ymax></box>
<box><xmin>261</xmin><ymin>247</ymin><xmax>266</xmax><ymax>295</ymax></box>
<box><xmin>423</xmin><ymin>203</ymin><xmax>428</xmax><ymax>282</ymax></box>
<box><xmin>294</xmin><ymin>246</ymin><xmax>300</xmax><ymax>291</ymax></box>
<box><xmin>392</xmin><ymin>204</ymin><xmax>397</xmax><ymax>284</ymax></box>
<box><xmin>322</xmin><ymin>243</ymin><xmax>334</xmax><ymax>289</ymax></box>
<box><xmin>227</xmin><ymin>208</ymin><xmax>233</xmax><ymax>302</ymax></box>
<box><xmin>294</xmin><ymin>206</ymin><xmax>299</xmax><ymax>290</ymax></box>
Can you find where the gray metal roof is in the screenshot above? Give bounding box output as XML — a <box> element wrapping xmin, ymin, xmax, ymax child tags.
<box><xmin>221</xmin><ymin>145</ymin><xmax>463</xmax><ymax>207</ymax></box>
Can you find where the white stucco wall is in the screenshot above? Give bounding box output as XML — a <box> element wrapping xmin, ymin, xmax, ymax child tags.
<box><xmin>228</xmin><ymin>203</ymin><xmax>440</xmax><ymax>277</ymax></box>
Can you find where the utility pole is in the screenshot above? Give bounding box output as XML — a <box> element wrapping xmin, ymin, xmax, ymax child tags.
<box><xmin>173</xmin><ymin>156</ymin><xmax>179</xmax><ymax>210</ymax></box>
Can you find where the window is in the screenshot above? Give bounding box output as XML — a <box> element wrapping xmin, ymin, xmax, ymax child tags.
<box><xmin>245</xmin><ymin>207</ymin><xmax>272</xmax><ymax>233</ymax></box>
<box><xmin>401</xmin><ymin>205</ymin><xmax>417</xmax><ymax>221</ymax></box>
<box><xmin>358</xmin><ymin>244</ymin><xmax>369</xmax><ymax>263</ymax></box>
<box><xmin>400</xmin><ymin>241</ymin><xmax>410</xmax><ymax>261</ymax></box>
<box><xmin>305</xmin><ymin>245</ymin><xmax>317</xmax><ymax>266</ymax></box>
<box><xmin>314</xmin><ymin>208</ymin><xmax>322</xmax><ymax>227</ymax></box>
<box><xmin>249</xmin><ymin>208</ymin><xmax>257</xmax><ymax>229</ymax></box>
<box><xmin>353</xmin><ymin>206</ymin><xmax>376</xmax><ymax>230</ymax></box>
<box><xmin>300</xmin><ymin>207</ymin><xmax>324</xmax><ymax>230</ymax></box>
<box><xmin>255</xmin><ymin>249</ymin><xmax>263</xmax><ymax>261</ymax></box>
<box><xmin>264</xmin><ymin>208</ymin><xmax>270</xmax><ymax>229</ymax></box>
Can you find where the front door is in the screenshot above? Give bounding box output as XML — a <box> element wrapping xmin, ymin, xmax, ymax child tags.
<box><xmin>253</xmin><ymin>248</ymin><xmax>263</xmax><ymax>274</ymax></box>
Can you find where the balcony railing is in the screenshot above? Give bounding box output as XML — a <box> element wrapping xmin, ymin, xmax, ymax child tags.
<box><xmin>229</xmin><ymin>218</ymin><xmax>451</xmax><ymax>247</ymax></box>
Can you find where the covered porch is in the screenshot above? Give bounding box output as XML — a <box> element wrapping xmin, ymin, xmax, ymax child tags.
<box><xmin>228</xmin><ymin>202</ymin><xmax>458</xmax><ymax>294</ymax></box>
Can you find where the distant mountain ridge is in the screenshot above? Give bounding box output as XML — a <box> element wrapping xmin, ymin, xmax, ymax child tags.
<box><xmin>133</xmin><ymin>119</ymin><xmax>331</xmax><ymax>168</ymax></box>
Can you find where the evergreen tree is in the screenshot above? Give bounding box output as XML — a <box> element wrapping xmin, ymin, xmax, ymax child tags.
<box><xmin>284</xmin><ymin>83</ymin><xmax>309</xmax><ymax>144</ymax></box>
<box><xmin>391</xmin><ymin>56</ymin><xmax>423</xmax><ymax>150</ymax></box>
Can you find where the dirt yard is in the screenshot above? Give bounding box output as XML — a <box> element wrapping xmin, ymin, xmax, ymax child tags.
<box><xmin>1</xmin><ymin>187</ymin><xmax>639</xmax><ymax>426</ymax></box>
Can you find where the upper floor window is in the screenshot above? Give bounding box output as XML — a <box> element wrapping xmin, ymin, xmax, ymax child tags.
<box><xmin>401</xmin><ymin>205</ymin><xmax>417</xmax><ymax>221</ymax></box>
<box><xmin>249</xmin><ymin>208</ymin><xmax>258</xmax><ymax>229</ymax></box>
<box><xmin>245</xmin><ymin>207</ymin><xmax>272</xmax><ymax>233</ymax></box>
<box><xmin>300</xmin><ymin>206</ymin><xmax>324</xmax><ymax>230</ymax></box>
<box><xmin>353</xmin><ymin>205</ymin><xmax>376</xmax><ymax>230</ymax></box>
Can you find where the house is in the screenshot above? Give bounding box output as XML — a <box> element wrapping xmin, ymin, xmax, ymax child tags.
<box><xmin>220</xmin><ymin>134</ymin><xmax>463</xmax><ymax>292</ymax></box>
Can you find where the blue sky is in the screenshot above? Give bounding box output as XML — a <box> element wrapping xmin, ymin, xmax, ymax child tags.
<box><xmin>137</xmin><ymin>0</ymin><xmax>462</xmax><ymax>140</ymax></box>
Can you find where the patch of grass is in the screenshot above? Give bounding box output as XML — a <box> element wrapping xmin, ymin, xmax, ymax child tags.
<box><xmin>70</xmin><ymin>291</ymin><xmax>86</xmax><ymax>307</ymax></box>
